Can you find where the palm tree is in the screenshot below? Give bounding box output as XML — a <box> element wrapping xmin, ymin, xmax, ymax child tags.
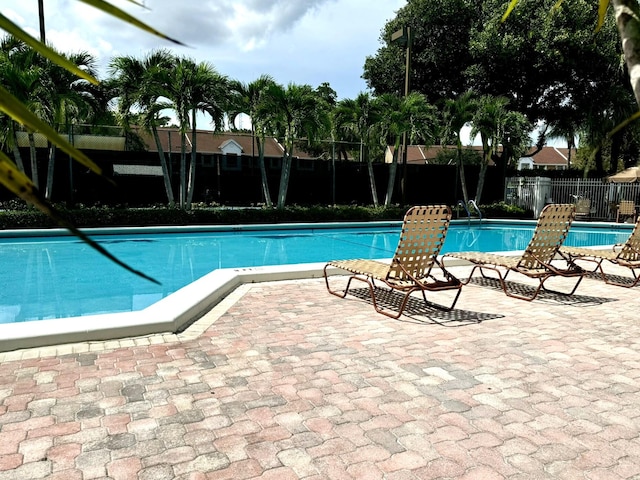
<box><xmin>442</xmin><ymin>90</ymin><xmax>478</xmax><ymax>204</ymax></box>
<box><xmin>158</xmin><ymin>56</ymin><xmax>229</xmax><ymax>208</ymax></box>
<box><xmin>109</xmin><ymin>50</ymin><xmax>177</xmax><ymax>206</ymax></box>
<box><xmin>228</xmin><ymin>75</ymin><xmax>277</xmax><ymax>207</ymax></box>
<box><xmin>266</xmin><ymin>83</ymin><xmax>331</xmax><ymax>209</ymax></box>
<box><xmin>548</xmin><ymin>108</ymin><xmax>581</xmax><ymax>169</ymax></box>
<box><xmin>0</xmin><ymin>36</ymin><xmax>53</xmax><ymax>187</ymax></box>
<box><xmin>470</xmin><ymin>95</ymin><xmax>509</xmax><ymax>204</ymax></box>
<box><xmin>374</xmin><ymin>92</ymin><xmax>436</xmax><ymax>206</ymax></box>
<box><xmin>334</xmin><ymin>92</ymin><xmax>380</xmax><ymax>206</ymax></box>
<box><xmin>0</xmin><ymin>36</ymin><xmax>34</xmax><ymax>174</ymax></box>
<box><xmin>40</xmin><ymin>50</ymin><xmax>101</xmax><ymax>199</ymax></box>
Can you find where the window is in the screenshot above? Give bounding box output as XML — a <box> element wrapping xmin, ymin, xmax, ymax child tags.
<box><xmin>222</xmin><ymin>154</ymin><xmax>241</xmax><ymax>171</ymax></box>
<box><xmin>296</xmin><ymin>158</ymin><xmax>315</xmax><ymax>171</ymax></box>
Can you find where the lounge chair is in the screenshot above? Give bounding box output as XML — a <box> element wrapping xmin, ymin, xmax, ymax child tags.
<box><xmin>617</xmin><ymin>200</ymin><xmax>637</xmax><ymax>223</ymax></box>
<box><xmin>575</xmin><ymin>197</ymin><xmax>592</xmax><ymax>220</ymax></box>
<box><xmin>559</xmin><ymin>218</ymin><xmax>640</xmax><ymax>287</ymax></box>
<box><xmin>443</xmin><ymin>204</ymin><xmax>584</xmax><ymax>301</ymax></box>
<box><xmin>323</xmin><ymin>205</ymin><xmax>462</xmax><ymax>318</ymax></box>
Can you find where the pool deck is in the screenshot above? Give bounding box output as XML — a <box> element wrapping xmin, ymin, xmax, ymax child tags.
<box><xmin>1</xmin><ymin>264</ymin><xmax>640</xmax><ymax>479</ymax></box>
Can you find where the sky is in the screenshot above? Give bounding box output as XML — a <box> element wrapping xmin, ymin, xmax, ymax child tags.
<box><xmin>3</xmin><ymin>0</ymin><xmax>406</xmax><ymax>102</ymax></box>
<box><xmin>2</xmin><ymin>0</ymin><xmax>535</xmax><ymax>146</ymax></box>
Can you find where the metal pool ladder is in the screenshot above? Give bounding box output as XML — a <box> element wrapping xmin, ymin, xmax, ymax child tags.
<box><xmin>457</xmin><ymin>200</ymin><xmax>482</xmax><ymax>223</ymax></box>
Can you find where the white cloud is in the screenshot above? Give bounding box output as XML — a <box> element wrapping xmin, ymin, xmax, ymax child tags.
<box><xmin>2</xmin><ymin>0</ymin><xmax>405</xmax><ymax>100</ymax></box>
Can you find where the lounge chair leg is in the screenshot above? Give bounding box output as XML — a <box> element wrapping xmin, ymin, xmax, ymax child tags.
<box><xmin>324</xmin><ymin>265</ymin><xmax>354</xmax><ymax>299</ymax></box>
<box><xmin>420</xmin><ymin>288</ymin><xmax>462</xmax><ymax>311</ymax></box>
<box><xmin>540</xmin><ymin>275</ymin><xmax>584</xmax><ymax>296</ymax></box>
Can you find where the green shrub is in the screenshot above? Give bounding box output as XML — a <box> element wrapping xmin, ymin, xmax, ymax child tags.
<box><xmin>0</xmin><ymin>202</ymin><xmax>530</xmax><ymax>230</ymax></box>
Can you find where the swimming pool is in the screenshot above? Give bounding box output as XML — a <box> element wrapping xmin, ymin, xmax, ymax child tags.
<box><xmin>0</xmin><ymin>219</ymin><xmax>632</xmax><ymax>325</ymax></box>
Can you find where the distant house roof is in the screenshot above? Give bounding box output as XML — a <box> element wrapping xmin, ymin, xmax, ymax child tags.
<box><xmin>385</xmin><ymin>145</ymin><xmax>487</xmax><ymax>165</ymax></box>
<box><xmin>518</xmin><ymin>146</ymin><xmax>576</xmax><ymax>170</ymax></box>
<box><xmin>134</xmin><ymin>127</ymin><xmax>325</xmax><ymax>159</ymax></box>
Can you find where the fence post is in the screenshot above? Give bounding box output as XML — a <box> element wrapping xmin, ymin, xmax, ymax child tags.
<box><xmin>533</xmin><ymin>177</ymin><xmax>552</xmax><ymax>218</ymax></box>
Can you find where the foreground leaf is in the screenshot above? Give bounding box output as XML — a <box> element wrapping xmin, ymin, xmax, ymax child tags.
<box><xmin>501</xmin><ymin>0</ymin><xmax>520</xmax><ymax>22</ymax></box>
<box><xmin>0</xmin><ymin>14</ymin><xmax>98</xmax><ymax>85</ymax></box>
<box><xmin>597</xmin><ymin>0</ymin><xmax>611</xmax><ymax>32</ymax></box>
<box><xmin>79</xmin><ymin>0</ymin><xmax>186</xmax><ymax>46</ymax></box>
<box><xmin>0</xmin><ymin>152</ymin><xmax>160</xmax><ymax>285</ymax></box>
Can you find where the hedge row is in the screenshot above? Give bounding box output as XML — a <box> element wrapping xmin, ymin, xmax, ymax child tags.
<box><xmin>0</xmin><ymin>202</ymin><xmax>531</xmax><ymax>230</ymax></box>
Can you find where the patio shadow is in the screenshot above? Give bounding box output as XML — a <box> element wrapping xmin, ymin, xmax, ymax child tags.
<box><xmin>345</xmin><ymin>287</ymin><xmax>504</xmax><ymax>326</ymax></box>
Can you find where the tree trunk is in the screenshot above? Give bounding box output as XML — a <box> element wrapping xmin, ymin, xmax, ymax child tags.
<box><xmin>277</xmin><ymin>151</ymin><xmax>292</xmax><ymax>209</ymax></box>
<box><xmin>594</xmin><ymin>148</ymin><xmax>604</xmax><ymax>176</ymax></box>
<box><xmin>457</xmin><ymin>140</ymin><xmax>469</xmax><ymax>204</ymax></box>
<box><xmin>384</xmin><ymin>141</ymin><xmax>400</xmax><ymax>206</ymax></box>
<box><xmin>610</xmin><ymin>129</ymin><xmax>623</xmax><ymax>174</ymax></box>
<box><xmin>152</xmin><ymin>126</ymin><xmax>175</xmax><ymax>206</ymax></box>
<box><xmin>186</xmin><ymin>112</ymin><xmax>197</xmax><ymax>209</ymax></box>
<box><xmin>475</xmin><ymin>140</ymin><xmax>490</xmax><ymax>204</ymax></box>
<box><xmin>28</xmin><ymin>132</ymin><xmax>39</xmax><ymax>190</ymax></box>
<box><xmin>11</xmin><ymin>128</ymin><xmax>25</xmax><ymax>173</ymax></box>
<box><xmin>179</xmin><ymin>131</ymin><xmax>187</xmax><ymax>208</ymax></box>
<box><xmin>613</xmin><ymin>0</ymin><xmax>640</xmax><ymax>108</ymax></box>
<box><xmin>475</xmin><ymin>160</ymin><xmax>488</xmax><ymax>205</ymax></box>
<box><xmin>186</xmin><ymin>155</ymin><xmax>196</xmax><ymax>209</ymax></box>
<box><xmin>256</xmin><ymin>136</ymin><xmax>272</xmax><ymax>207</ymax></box>
<box><xmin>367</xmin><ymin>159</ymin><xmax>379</xmax><ymax>207</ymax></box>
<box><xmin>45</xmin><ymin>144</ymin><xmax>56</xmax><ymax>200</ymax></box>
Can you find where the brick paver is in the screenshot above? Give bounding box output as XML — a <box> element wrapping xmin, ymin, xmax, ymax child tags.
<box><xmin>1</xmin><ymin>265</ymin><xmax>640</xmax><ymax>479</ymax></box>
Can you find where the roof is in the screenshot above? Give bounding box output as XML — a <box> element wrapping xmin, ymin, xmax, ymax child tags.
<box><xmin>135</xmin><ymin>128</ymin><xmax>286</xmax><ymax>157</ymax></box>
<box><xmin>133</xmin><ymin>127</ymin><xmax>328</xmax><ymax>160</ymax></box>
<box><xmin>386</xmin><ymin>145</ymin><xmax>489</xmax><ymax>165</ymax></box>
<box><xmin>523</xmin><ymin>146</ymin><xmax>576</xmax><ymax>166</ymax></box>
<box><xmin>389</xmin><ymin>145</ymin><xmax>575</xmax><ymax>167</ymax></box>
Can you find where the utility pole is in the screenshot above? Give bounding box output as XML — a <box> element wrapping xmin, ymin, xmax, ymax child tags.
<box><xmin>38</xmin><ymin>0</ymin><xmax>46</xmax><ymax>42</ymax></box>
<box><xmin>391</xmin><ymin>26</ymin><xmax>412</xmax><ymax>204</ymax></box>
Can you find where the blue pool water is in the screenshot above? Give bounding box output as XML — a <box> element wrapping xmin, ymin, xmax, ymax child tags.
<box><xmin>0</xmin><ymin>221</ymin><xmax>631</xmax><ymax>323</ymax></box>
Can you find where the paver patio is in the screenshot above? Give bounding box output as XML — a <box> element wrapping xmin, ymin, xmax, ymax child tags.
<box><xmin>1</xmin><ymin>265</ymin><xmax>640</xmax><ymax>479</ymax></box>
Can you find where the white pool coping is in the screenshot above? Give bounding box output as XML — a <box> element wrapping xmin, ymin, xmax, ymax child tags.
<box><xmin>0</xmin><ymin>256</ymin><xmax>481</xmax><ymax>353</ymax></box>
<box><xmin>0</xmin><ymin>262</ymin><xmax>329</xmax><ymax>352</ymax></box>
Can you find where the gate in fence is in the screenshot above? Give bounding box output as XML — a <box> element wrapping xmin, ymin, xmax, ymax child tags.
<box><xmin>505</xmin><ymin>177</ymin><xmax>640</xmax><ymax>220</ymax></box>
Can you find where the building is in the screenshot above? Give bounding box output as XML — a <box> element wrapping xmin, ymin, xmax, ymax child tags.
<box><xmin>517</xmin><ymin>146</ymin><xmax>576</xmax><ymax>170</ymax></box>
<box><xmin>384</xmin><ymin>145</ymin><xmax>486</xmax><ymax>165</ymax></box>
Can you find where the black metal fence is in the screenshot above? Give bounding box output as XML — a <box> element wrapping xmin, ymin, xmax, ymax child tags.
<box><xmin>3</xmin><ymin>147</ymin><xmax>506</xmax><ymax>208</ymax></box>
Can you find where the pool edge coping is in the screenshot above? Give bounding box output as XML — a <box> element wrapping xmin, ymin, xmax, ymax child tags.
<box><xmin>0</xmin><ymin>257</ymin><xmax>481</xmax><ymax>354</ymax></box>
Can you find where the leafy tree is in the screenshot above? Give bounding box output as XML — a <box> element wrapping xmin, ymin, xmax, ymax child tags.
<box><xmin>470</xmin><ymin>95</ymin><xmax>510</xmax><ymax>204</ymax></box>
<box><xmin>0</xmin><ymin>36</ymin><xmax>36</xmax><ymax>173</ymax></box>
<box><xmin>315</xmin><ymin>82</ymin><xmax>337</xmax><ymax>107</ymax></box>
<box><xmin>548</xmin><ymin>107</ymin><xmax>581</xmax><ymax>168</ymax></box>
<box><xmin>432</xmin><ymin>147</ymin><xmax>482</xmax><ymax>166</ymax></box>
<box><xmin>364</xmin><ymin>0</ymin><xmax>632</xmax><ymax>153</ymax></box>
<box><xmin>469</xmin><ymin>0</ymin><xmax>624</xmax><ymax>127</ymax></box>
<box><xmin>363</xmin><ymin>0</ymin><xmax>479</xmax><ymax>102</ymax></box>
